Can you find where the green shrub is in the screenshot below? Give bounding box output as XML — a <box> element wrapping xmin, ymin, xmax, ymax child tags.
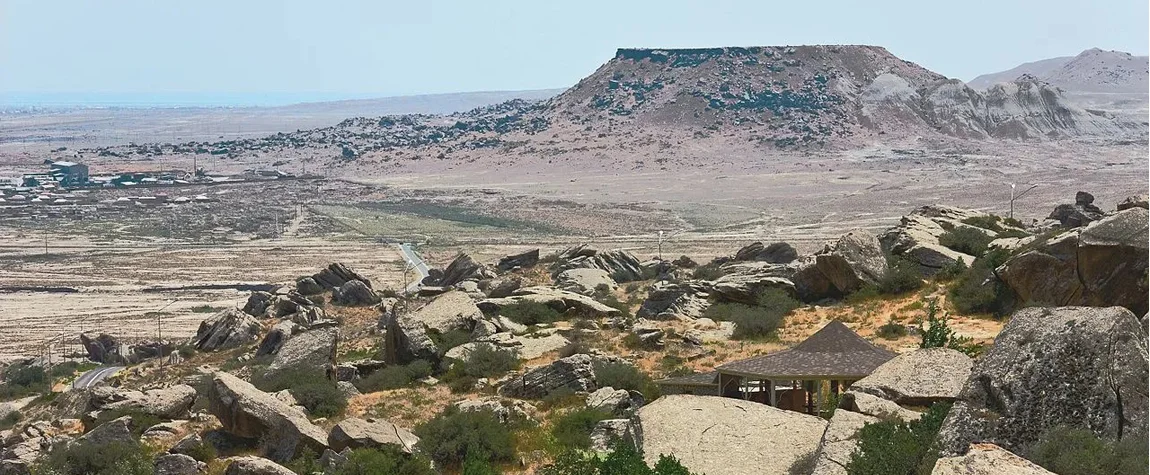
<box><xmin>918</xmin><ymin>300</ymin><xmax>980</xmax><ymax>357</ymax></box>
<box><xmin>414</xmin><ymin>407</ymin><xmax>516</xmax><ymax>469</ymax></box>
<box><xmin>934</xmin><ymin>259</ymin><xmax>967</xmax><ymax>282</ymax></box>
<box><xmin>182</xmin><ymin>438</ymin><xmax>217</xmax><ymax>463</ymax></box>
<box><xmin>948</xmin><ymin>248</ymin><xmax>1014</xmax><ymax>317</ymax></box>
<box><xmin>462</xmin><ymin>453</ymin><xmax>501</xmax><ymax>475</ymax></box>
<box><xmin>442</xmin><ymin>345</ymin><xmax>520</xmax><ymax>393</ymax></box>
<box><xmin>498</xmin><ymin>301</ymin><xmax>563</xmax><ymax>325</ymax></box>
<box><xmin>597</xmin><ymin>294</ymin><xmax>633</xmax><ymax>319</ymax></box>
<box><xmin>691</xmin><ymin>261</ymin><xmax>725</xmax><ymax>281</ymax></box>
<box><xmin>592</xmin><ymin>360</ymin><xmax>660</xmax><ymax>402</ymax></box>
<box><xmin>177</xmin><ymin>345</ymin><xmax>197</xmax><ymax>359</ymax></box>
<box><xmin>938</xmin><ymin>227</ymin><xmax>993</xmax><ymax>257</ymax></box>
<box><xmin>49</xmin><ymin>361</ymin><xmax>80</xmax><ymax>378</ymax></box>
<box><xmin>35</xmin><ymin>440</ymin><xmax>155</xmax><ymax>475</ymax></box>
<box><xmin>286</xmin><ymin>447</ymin><xmax>324</xmax><ymax>475</ymax></box>
<box><xmin>252</xmin><ymin>368</ymin><xmax>347</xmax><ymax>418</ymax></box>
<box><xmin>355</xmin><ymin>360</ymin><xmax>434</xmax><ymax>392</ymax></box>
<box><xmin>189</xmin><ymin>305</ymin><xmax>224</xmax><ymax>313</ymax></box>
<box><xmin>93</xmin><ymin>409</ymin><xmax>162</xmax><ymax>437</ymax></box>
<box><xmin>705</xmin><ymin>288</ymin><xmax>799</xmax><ymax>340</ymax></box>
<box><xmin>0</xmin><ymin>364</ymin><xmax>50</xmax><ymax>400</ymax></box>
<box><xmin>878</xmin><ymin>259</ymin><xmax>924</xmax><ymax>295</ymax></box>
<box><xmin>846</xmin><ymin>402</ymin><xmax>951</xmax><ymax>475</ymax></box>
<box><xmin>541</xmin><ymin>439</ymin><xmax>696</xmax><ymax>475</ymax></box>
<box><xmin>1002</xmin><ymin>216</ymin><xmax>1025</xmax><ymax>229</ymax></box>
<box><xmin>876</xmin><ymin>320</ymin><xmax>907</xmax><ymax>340</ymax></box>
<box><xmin>961</xmin><ymin>215</ymin><xmax>1003</xmax><ymax>231</ymax></box>
<box><xmin>430</xmin><ymin>328</ymin><xmax>472</xmax><ymax>356</ymax></box>
<box><xmin>0</xmin><ymin>410</ymin><xmax>20</xmax><ymax>430</ymax></box>
<box><xmin>552</xmin><ymin>407</ymin><xmax>612</xmax><ymax>450</ymax></box>
<box><xmin>329</xmin><ymin>446</ymin><xmax>437</xmax><ymax>475</ymax></box>
<box><xmin>1026</xmin><ymin>426</ymin><xmax>1149</xmax><ymax>475</ymax></box>
<box><xmin>846</xmin><ymin>284</ymin><xmax>881</xmax><ymax>304</ymax></box>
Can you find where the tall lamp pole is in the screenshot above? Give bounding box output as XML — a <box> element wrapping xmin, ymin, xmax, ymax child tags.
<box><xmin>1009</xmin><ymin>183</ymin><xmax>1039</xmax><ymax>220</ymax></box>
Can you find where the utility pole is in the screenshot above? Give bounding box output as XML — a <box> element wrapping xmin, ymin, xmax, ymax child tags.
<box><xmin>1009</xmin><ymin>183</ymin><xmax>1039</xmax><ymax>220</ymax></box>
<box><xmin>658</xmin><ymin>230</ymin><xmax>664</xmax><ymax>260</ymax></box>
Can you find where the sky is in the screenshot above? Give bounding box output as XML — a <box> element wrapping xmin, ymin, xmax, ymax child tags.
<box><xmin>1</xmin><ymin>0</ymin><xmax>1147</xmax><ymax>105</ymax></box>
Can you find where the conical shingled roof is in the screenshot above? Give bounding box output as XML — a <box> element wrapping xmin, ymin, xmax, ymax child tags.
<box><xmin>716</xmin><ymin>320</ymin><xmax>896</xmax><ymax>379</ymax></box>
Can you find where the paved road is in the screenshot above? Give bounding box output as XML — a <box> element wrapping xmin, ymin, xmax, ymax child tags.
<box><xmin>396</xmin><ymin>243</ymin><xmax>430</xmax><ymax>294</ymax></box>
<box><xmin>72</xmin><ymin>365</ymin><xmax>124</xmax><ymax>390</ymax></box>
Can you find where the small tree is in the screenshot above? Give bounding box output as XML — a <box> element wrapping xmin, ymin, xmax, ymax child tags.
<box><xmin>919</xmin><ymin>300</ymin><xmax>979</xmax><ymax>357</ymax></box>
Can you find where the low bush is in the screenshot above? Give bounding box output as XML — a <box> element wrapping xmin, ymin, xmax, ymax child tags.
<box><xmin>845</xmin><ymin>284</ymin><xmax>881</xmax><ymax>304</ymax></box>
<box><xmin>846</xmin><ymin>402</ymin><xmax>951</xmax><ymax>475</ymax></box>
<box><xmin>877</xmin><ymin>259</ymin><xmax>924</xmax><ymax>296</ymax></box>
<box><xmin>938</xmin><ymin>227</ymin><xmax>993</xmax><ymax>257</ymax></box>
<box><xmin>542</xmin><ymin>439</ymin><xmax>696</xmax><ymax>475</ymax></box>
<box><xmin>691</xmin><ymin>261</ymin><xmax>725</xmax><ymax>281</ymax></box>
<box><xmin>934</xmin><ymin>259</ymin><xmax>967</xmax><ymax>282</ymax></box>
<box><xmin>876</xmin><ymin>320</ymin><xmax>907</xmax><ymax>340</ymax></box>
<box><xmin>1027</xmin><ymin>426</ymin><xmax>1149</xmax><ymax>475</ymax></box>
<box><xmin>0</xmin><ymin>364</ymin><xmax>50</xmax><ymax>400</ymax></box>
<box><xmin>948</xmin><ymin>248</ymin><xmax>1014</xmax><ymax>317</ymax></box>
<box><xmin>498</xmin><ymin>301</ymin><xmax>563</xmax><ymax>325</ymax></box>
<box><xmin>36</xmin><ymin>440</ymin><xmax>155</xmax><ymax>475</ymax></box>
<box><xmin>414</xmin><ymin>407</ymin><xmax>516</xmax><ymax>469</ymax></box>
<box><xmin>705</xmin><ymin>288</ymin><xmax>799</xmax><ymax>340</ymax></box>
<box><xmin>181</xmin><ymin>438</ymin><xmax>217</xmax><ymax>463</ymax></box>
<box><xmin>918</xmin><ymin>300</ymin><xmax>980</xmax><ymax>357</ymax></box>
<box><xmin>252</xmin><ymin>368</ymin><xmax>346</xmax><ymax>418</ymax></box>
<box><xmin>442</xmin><ymin>345</ymin><xmax>520</xmax><ymax>393</ymax></box>
<box><xmin>592</xmin><ymin>360</ymin><xmax>660</xmax><ymax>402</ymax></box>
<box><xmin>355</xmin><ymin>360</ymin><xmax>434</xmax><ymax>393</ymax></box>
<box><xmin>0</xmin><ymin>410</ymin><xmax>20</xmax><ymax>430</ymax></box>
<box><xmin>551</xmin><ymin>407</ymin><xmax>612</xmax><ymax>450</ymax></box>
<box><xmin>48</xmin><ymin>361</ymin><xmax>80</xmax><ymax>378</ymax></box>
<box><xmin>93</xmin><ymin>409</ymin><xmax>162</xmax><ymax>437</ymax></box>
<box><xmin>330</xmin><ymin>446</ymin><xmax>437</xmax><ymax>475</ymax></box>
<box><xmin>596</xmin><ymin>294</ymin><xmax>633</xmax><ymax>319</ymax></box>
<box><xmin>430</xmin><ymin>329</ymin><xmax>472</xmax><ymax>356</ymax></box>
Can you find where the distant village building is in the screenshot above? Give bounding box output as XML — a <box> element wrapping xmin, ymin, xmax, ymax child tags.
<box><xmin>49</xmin><ymin>161</ymin><xmax>89</xmax><ymax>186</ymax></box>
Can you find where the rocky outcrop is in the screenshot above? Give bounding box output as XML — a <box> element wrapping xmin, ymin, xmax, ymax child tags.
<box><xmin>498</xmin><ymin>354</ymin><xmax>598</xmax><ymax>399</ymax></box>
<box><xmin>242</xmin><ymin>291</ymin><xmax>275</xmax><ymax>317</ymax></box>
<box><xmin>383</xmin><ymin>315</ymin><xmax>439</xmax><ymax>365</ymax></box>
<box><xmin>734</xmin><ymin>241</ymin><xmax>798</xmax><ymax>263</ymax></box>
<box><xmin>590</xmin><ymin>419</ymin><xmax>636</xmax><ymax>452</ymax></box>
<box><xmin>497</xmin><ymin>249</ymin><xmax>540</xmax><ymax>272</ymax></box>
<box><xmin>424</xmin><ymin>253</ymin><xmax>493</xmax><ymax>288</ymax></box>
<box><xmin>555</xmin><ymin>268</ymin><xmax>617</xmax><ymax>296</ymax></box>
<box><xmin>478</xmin><ymin>287</ymin><xmax>622</xmax><ymax>318</ymax></box>
<box><xmin>295</xmin><ymin>277</ymin><xmax>323</xmax><ymax>296</ymax></box>
<box><xmin>255</xmin><ymin>321</ymin><xmax>299</xmax><ymax>358</ymax></box>
<box><xmin>409</xmin><ymin>291</ymin><xmax>483</xmax><ymax>333</ymax></box>
<box><xmin>94</xmin><ymin>385</ymin><xmax>197</xmax><ymax>420</ymax></box>
<box><xmin>998</xmin><ymin>208</ymin><xmax>1149</xmax><ymax>315</ymax></box>
<box><xmin>811</xmin><ymin>409</ymin><xmax>879</xmax><ymax>475</ymax></box>
<box><xmin>935</xmin><ymin>306</ymin><xmax>1149</xmax><ymax>456</ymax></box>
<box><xmin>879</xmin><ymin>205</ymin><xmax>991</xmax><ymax>274</ymax></box>
<box><xmin>482</xmin><ymin>276</ymin><xmax>522</xmax><ymax>298</ymax></box>
<box><xmin>847</xmin><ymin>348</ymin><xmax>972</xmax><ymax>406</ymax></box>
<box><xmin>312</xmin><ymin>263</ymin><xmax>372</xmax><ymax>290</ymax></box>
<box><xmin>586</xmin><ymin>387</ymin><xmax>644</xmax><ymax>417</ymax></box>
<box><xmin>1117</xmin><ymin>194</ymin><xmax>1149</xmax><ymax>211</ymax></box>
<box><xmin>206</xmin><ymin>372</ymin><xmax>329</xmax><ymax>462</ymax></box>
<box><xmin>192</xmin><ymin>309</ymin><xmax>263</xmax><ymax>351</ymax></box>
<box><xmin>327</xmin><ymin>417</ymin><xmax>419</xmax><ymax>453</ymax></box>
<box><xmin>264</xmin><ymin>327</ymin><xmax>338</xmax><ymax>381</ymax></box>
<box><xmin>79</xmin><ymin>333</ymin><xmax>126</xmax><ymax>364</ymax></box>
<box><xmin>931</xmin><ymin>444</ymin><xmax>1055</xmax><ymax>475</ymax></box>
<box><xmin>711</xmin><ymin>264</ymin><xmax>797</xmax><ymax>304</ymax></box>
<box><xmin>331</xmin><ymin>280</ymin><xmax>379</xmax><ymax>306</ymax></box>
<box><xmin>223</xmin><ymin>456</ymin><xmax>296</xmax><ymax>475</ymax></box>
<box><xmin>792</xmin><ymin>230</ymin><xmax>888</xmax><ymax>301</ymax></box>
<box><xmin>555</xmin><ymin>246</ymin><xmax>645</xmax><ymax>282</ymax></box>
<box><xmin>637</xmin><ymin>281</ymin><xmax>711</xmax><ymax>320</ymax></box>
<box><xmin>154</xmin><ymin>453</ymin><xmax>205</xmax><ymax>475</ymax></box>
<box><xmin>1048</xmin><ymin>191</ymin><xmax>1105</xmax><ymax>228</ymax></box>
<box><xmin>454</xmin><ymin>397</ymin><xmax>536</xmax><ymax>424</ymax></box>
<box><xmin>635</xmin><ymin>395</ymin><xmax>827</xmax><ymax>475</ymax></box>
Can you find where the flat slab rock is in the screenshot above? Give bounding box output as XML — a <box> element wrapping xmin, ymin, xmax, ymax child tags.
<box><xmin>410</xmin><ymin>291</ymin><xmax>483</xmax><ymax>333</ymax></box>
<box><xmin>636</xmin><ymin>395</ymin><xmax>827</xmax><ymax>475</ymax></box>
<box><xmin>931</xmin><ymin>444</ymin><xmax>1054</xmax><ymax>475</ymax></box>
<box><xmin>847</xmin><ymin>347</ymin><xmax>972</xmax><ymax>406</ymax></box>
<box><xmin>328</xmin><ymin>417</ymin><xmax>419</xmax><ymax>453</ymax></box>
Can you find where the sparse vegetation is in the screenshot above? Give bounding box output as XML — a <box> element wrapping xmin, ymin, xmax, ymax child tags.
<box><xmin>876</xmin><ymin>319</ymin><xmax>907</xmax><ymax>340</ymax></box>
<box><xmin>948</xmin><ymin>248</ymin><xmax>1014</xmax><ymax>317</ymax></box>
<box><xmin>0</xmin><ymin>364</ymin><xmax>50</xmax><ymax>400</ymax></box>
<box><xmin>355</xmin><ymin>360</ymin><xmax>434</xmax><ymax>392</ymax></box>
<box><xmin>326</xmin><ymin>447</ymin><xmax>437</xmax><ymax>475</ymax></box>
<box><xmin>252</xmin><ymin>368</ymin><xmax>347</xmax><ymax>418</ymax></box>
<box><xmin>414</xmin><ymin>407</ymin><xmax>516</xmax><ymax>469</ymax></box>
<box><xmin>1026</xmin><ymin>426</ymin><xmax>1149</xmax><ymax>475</ymax></box>
<box><xmin>442</xmin><ymin>345</ymin><xmax>520</xmax><ymax>392</ymax></box>
<box><xmin>877</xmin><ymin>258</ymin><xmax>925</xmax><ymax>296</ymax></box>
<box><xmin>846</xmin><ymin>402</ymin><xmax>951</xmax><ymax>475</ymax></box>
<box><xmin>592</xmin><ymin>360</ymin><xmax>660</xmax><ymax>402</ymax></box>
<box><xmin>551</xmin><ymin>407</ymin><xmax>612</xmax><ymax>450</ymax></box>
<box><xmin>0</xmin><ymin>410</ymin><xmax>21</xmax><ymax>430</ymax></box>
<box><xmin>938</xmin><ymin>227</ymin><xmax>993</xmax><ymax>257</ymax></box>
<box><xmin>498</xmin><ymin>301</ymin><xmax>563</xmax><ymax>325</ymax></box>
<box><xmin>919</xmin><ymin>299</ymin><xmax>980</xmax><ymax>357</ymax></box>
<box><xmin>541</xmin><ymin>439</ymin><xmax>696</xmax><ymax>475</ymax></box>
<box><xmin>704</xmin><ymin>288</ymin><xmax>800</xmax><ymax>340</ymax></box>
<box><xmin>35</xmin><ymin>440</ymin><xmax>155</xmax><ymax>475</ymax></box>
<box><xmin>691</xmin><ymin>261</ymin><xmax>725</xmax><ymax>281</ymax></box>
<box><xmin>189</xmin><ymin>304</ymin><xmax>225</xmax><ymax>313</ymax></box>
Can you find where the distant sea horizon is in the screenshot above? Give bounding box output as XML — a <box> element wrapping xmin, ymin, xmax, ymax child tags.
<box><xmin>0</xmin><ymin>91</ymin><xmax>406</xmax><ymax>109</ymax></box>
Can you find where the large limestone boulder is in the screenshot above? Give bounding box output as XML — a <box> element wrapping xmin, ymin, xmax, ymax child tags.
<box><xmin>409</xmin><ymin>291</ymin><xmax>483</xmax><ymax>333</ymax></box>
<box><xmin>327</xmin><ymin>417</ymin><xmax>419</xmax><ymax>453</ymax></box>
<box><xmin>848</xmin><ymin>348</ymin><xmax>972</xmax><ymax>406</ymax></box>
<box><xmin>453</xmin><ymin>397</ymin><xmax>536</xmax><ymax>424</ymax></box>
<box><xmin>586</xmin><ymin>387</ymin><xmax>643</xmax><ymax>417</ymax></box>
<box><xmin>637</xmin><ymin>281</ymin><xmax>711</xmax><ymax>321</ymax></box>
<box><xmin>154</xmin><ymin>453</ymin><xmax>206</xmax><ymax>475</ymax></box>
<box><xmin>264</xmin><ymin>327</ymin><xmax>338</xmax><ymax>381</ymax></box>
<box><xmin>811</xmin><ymin>409</ymin><xmax>879</xmax><ymax>475</ymax></box>
<box><xmin>206</xmin><ymin>372</ymin><xmax>328</xmax><ymax>462</ymax></box>
<box><xmin>1048</xmin><ymin>191</ymin><xmax>1105</xmax><ymax>228</ymax></box>
<box><xmin>79</xmin><ymin>333</ymin><xmax>127</xmax><ymax>364</ymax></box>
<box><xmin>935</xmin><ymin>306</ymin><xmax>1149</xmax><ymax>456</ymax></box>
<box><xmin>554</xmin><ymin>246</ymin><xmax>645</xmax><ymax>282</ymax></box>
<box><xmin>311</xmin><ymin>263</ymin><xmax>372</xmax><ymax>290</ymax></box>
<box><xmin>255</xmin><ymin>321</ymin><xmax>300</xmax><ymax>358</ymax></box>
<box><xmin>498</xmin><ymin>354</ymin><xmax>597</xmax><ymax>399</ymax></box>
<box><xmin>998</xmin><ymin>208</ymin><xmax>1149</xmax><ymax>315</ymax></box>
<box><xmin>497</xmin><ymin>249</ymin><xmax>540</xmax><ymax>272</ymax></box>
<box><xmin>223</xmin><ymin>456</ymin><xmax>296</xmax><ymax>475</ymax></box>
<box><xmin>383</xmin><ymin>314</ymin><xmax>439</xmax><ymax>365</ymax></box>
<box><xmin>193</xmin><ymin>309</ymin><xmax>262</xmax><ymax>351</ymax></box>
<box><xmin>96</xmin><ymin>384</ymin><xmax>197</xmax><ymax>420</ymax></box>
<box><xmin>635</xmin><ymin>395</ymin><xmax>827</xmax><ymax>475</ymax></box>
<box><xmin>711</xmin><ymin>263</ymin><xmax>797</xmax><ymax>304</ymax></box>
<box><xmin>879</xmin><ymin>205</ymin><xmax>988</xmax><ymax>274</ymax></box>
<box><xmin>478</xmin><ymin>287</ymin><xmax>621</xmax><ymax>318</ymax></box>
<box><xmin>424</xmin><ymin>253</ymin><xmax>493</xmax><ymax>288</ymax></box>
<box><xmin>555</xmin><ymin>268</ymin><xmax>617</xmax><ymax>296</ymax></box>
<box><xmin>793</xmin><ymin>229</ymin><xmax>888</xmax><ymax>301</ymax></box>
<box><xmin>734</xmin><ymin>241</ymin><xmax>798</xmax><ymax>263</ymax></box>
<box><xmin>931</xmin><ymin>443</ymin><xmax>1055</xmax><ymax>475</ymax></box>
<box><xmin>331</xmin><ymin>280</ymin><xmax>379</xmax><ymax>306</ymax></box>
<box><xmin>242</xmin><ymin>291</ymin><xmax>275</xmax><ymax>317</ymax></box>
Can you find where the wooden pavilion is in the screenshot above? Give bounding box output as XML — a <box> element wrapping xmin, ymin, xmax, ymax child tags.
<box><xmin>714</xmin><ymin>320</ymin><xmax>895</xmax><ymax>416</ymax></box>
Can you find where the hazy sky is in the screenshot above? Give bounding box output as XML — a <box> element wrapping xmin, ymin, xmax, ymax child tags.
<box><xmin>2</xmin><ymin>0</ymin><xmax>1147</xmax><ymax>102</ymax></box>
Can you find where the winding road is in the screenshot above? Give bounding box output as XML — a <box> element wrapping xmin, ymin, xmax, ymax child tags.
<box><xmin>396</xmin><ymin>243</ymin><xmax>430</xmax><ymax>294</ymax></box>
<box><xmin>72</xmin><ymin>365</ymin><xmax>124</xmax><ymax>389</ymax></box>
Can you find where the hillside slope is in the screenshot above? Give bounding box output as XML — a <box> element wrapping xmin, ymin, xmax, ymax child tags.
<box><xmin>970</xmin><ymin>48</ymin><xmax>1148</xmax><ymax>93</ymax></box>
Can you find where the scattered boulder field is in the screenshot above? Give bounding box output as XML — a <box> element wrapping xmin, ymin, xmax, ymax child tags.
<box><xmin>0</xmin><ymin>193</ymin><xmax>1146</xmax><ymax>474</ymax></box>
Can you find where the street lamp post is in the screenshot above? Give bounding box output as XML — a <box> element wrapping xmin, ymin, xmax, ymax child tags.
<box><xmin>1009</xmin><ymin>183</ymin><xmax>1039</xmax><ymax>220</ymax></box>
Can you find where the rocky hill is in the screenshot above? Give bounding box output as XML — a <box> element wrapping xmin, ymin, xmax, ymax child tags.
<box><xmin>970</xmin><ymin>48</ymin><xmax>1149</xmax><ymax>93</ymax></box>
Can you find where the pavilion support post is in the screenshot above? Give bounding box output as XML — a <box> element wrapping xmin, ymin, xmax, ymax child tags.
<box><xmin>767</xmin><ymin>380</ymin><xmax>776</xmax><ymax>407</ymax></box>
